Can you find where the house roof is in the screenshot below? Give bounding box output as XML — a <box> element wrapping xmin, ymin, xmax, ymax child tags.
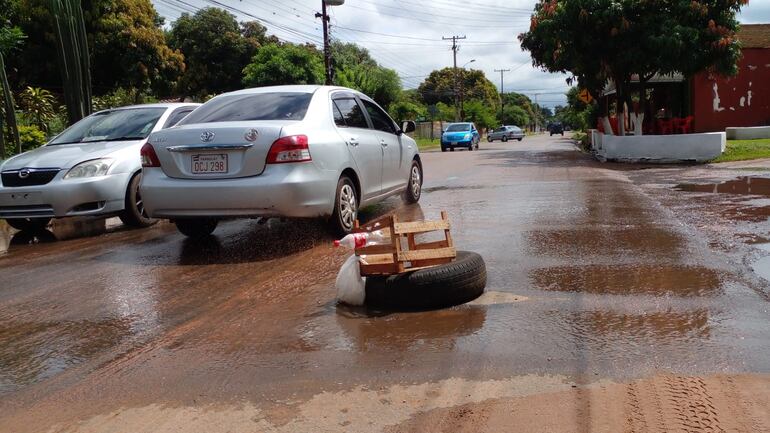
<box><xmin>738</xmin><ymin>24</ymin><xmax>770</xmax><ymax>49</ymax></box>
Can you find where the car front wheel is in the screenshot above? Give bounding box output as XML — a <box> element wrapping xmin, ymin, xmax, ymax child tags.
<box><xmin>331</xmin><ymin>176</ymin><xmax>358</xmax><ymax>236</ymax></box>
<box><xmin>403</xmin><ymin>160</ymin><xmax>422</xmax><ymax>204</ymax></box>
<box><xmin>501</xmin><ymin>136</ymin><xmax>508</xmax><ymax>142</ymax></box>
<box><xmin>175</xmin><ymin>218</ymin><xmax>218</xmax><ymax>238</ymax></box>
<box><xmin>5</xmin><ymin>217</ymin><xmax>51</xmax><ymax>231</ymax></box>
<box><xmin>119</xmin><ymin>173</ymin><xmax>156</xmax><ymax>228</ymax></box>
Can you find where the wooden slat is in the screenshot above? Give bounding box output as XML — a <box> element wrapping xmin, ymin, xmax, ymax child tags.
<box><xmin>359</xmin><ymin>253</ymin><xmax>394</xmax><ymax>265</ymax></box>
<box><xmin>442</xmin><ymin>210</ymin><xmax>454</xmax><ymax>249</ymax></box>
<box><xmin>360</xmin><ymin>263</ymin><xmax>399</xmax><ymax>276</ymax></box>
<box><xmin>410</xmin><ymin>257</ymin><xmax>453</xmax><ymax>268</ymax></box>
<box><xmin>414</xmin><ymin>240</ymin><xmax>448</xmax><ymax>250</ymax></box>
<box><xmin>356</xmin><ymin>214</ymin><xmax>393</xmax><ymax>233</ymax></box>
<box><xmin>398</xmin><ymin>247</ymin><xmax>456</xmax><ymax>262</ymax></box>
<box><xmin>355</xmin><ymin>244</ymin><xmax>394</xmax><ymax>255</ymax></box>
<box><xmin>393</xmin><ymin>220</ymin><xmax>450</xmax><ymax>235</ymax></box>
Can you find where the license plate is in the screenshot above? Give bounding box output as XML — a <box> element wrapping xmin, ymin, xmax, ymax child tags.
<box><xmin>191</xmin><ymin>154</ymin><xmax>227</xmax><ymax>174</ymax></box>
<box><xmin>449</xmin><ymin>141</ymin><xmax>457</xmax><ymax>145</ymax></box>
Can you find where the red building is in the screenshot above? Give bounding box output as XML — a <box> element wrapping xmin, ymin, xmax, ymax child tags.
<box><xmin>692</xmin><ymin>24</ymin><xmax>770</xmax><ymax>132</ymax></box>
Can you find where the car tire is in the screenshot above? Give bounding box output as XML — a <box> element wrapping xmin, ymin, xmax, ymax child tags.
<box><xmin>441</xmin><ymin>145</ymin><xmax>447</xmax><ymax>152</ymax></box>
<box><xmin>518</xmin><ymin>138</ymin><xmax>523</xmax><ymax>141</ymax></box>
<box><xmin>501</xmin><ymin>136</ymin><xmax>508</xmax><ymax>142</ymax></box>
<box><xmin>365</xmin><ymin>251</ymin><xmax>486</xmax><ymax>310</ymax></box>
<box><xmin>119</xmin><ymin>173</ymin><xmax>156</xmax><ymax>228</ymax></box>
<box><xmin>403</xmin><ymin>160</ymin><xmax>422</xmax><ymax>204</ymax></box>
<box><xmin>330</xmin><ymin>175</ymin><xmax>358</xmax><ymax>236</ymax></box>
<box><xmin>468</xmin><ymin>142</ymin><xmax>473</xmax><ymax>151</ymax></box>
<box><xmin>5</xmin><ymin>217</ymin><xmax>51</xmax><ymax>231</ymax></box>
<box><xmin>450</xmin><ymin>147</ymin><xmax>455</xmax><ymax>152</ymax></box>
<box><xmin>175</xmin><ymin>218</ymin><xmax>218</xmax><ymax>238</ymax></box>
<box><xmin>487</xmin><ymin>137</ymin><xmax>492</xmax><ymax>142</ymax></box>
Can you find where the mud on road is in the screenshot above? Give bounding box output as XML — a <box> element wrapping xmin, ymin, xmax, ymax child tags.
<box><xmin>0</xmin><ymin>134</ymin><xmax>769</xmax><ymax>432</ymax></box>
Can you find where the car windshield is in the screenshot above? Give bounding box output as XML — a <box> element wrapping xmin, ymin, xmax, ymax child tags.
<box><xmin>446</xmin><ymin>124</ymin><xmax>470</xmax><ymax>132</ymax></box>
<box><xmin>49</xmin><ymin>108</ymin><xmax>166</xmax><ymax>145</ymax></box>
<box><xmin>179</xmin><ymin>92</ymin><xmax>313</xmax><ymax>124</ymax></box>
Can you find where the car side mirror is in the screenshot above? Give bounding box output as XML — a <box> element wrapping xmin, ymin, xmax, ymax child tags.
<box><xmin>401</xmin><ymin>120</ymin><xmax>416</xmax><ymax>134</ymax></box>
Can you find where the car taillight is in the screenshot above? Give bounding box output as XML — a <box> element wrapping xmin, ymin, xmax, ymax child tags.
<box><xmin>266</xmin><ymin>135</ymin><xmax>311</xmax><ymax>164</ymax></box>
<box><xmin>140</xmin><ymin>142</ymin><xmax>161</xmax><ymax>167</ymax></box>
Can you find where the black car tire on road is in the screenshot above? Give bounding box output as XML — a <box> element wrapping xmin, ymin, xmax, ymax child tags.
<box><xmin>487</xmin><ymin>136</ymin><xmax>492</xmax><ymax>142</ymax></box>
<box><xmin>403</xmin><ymin>160</ymin><xmax>422</xmax><ymax>204</ymax></box>
<box><xmin>502</xmin><ymin>136</ymin><xmax>508</xmax><ymax>142</ymax></box>
<box><xmin>5</xmin><ymin>217</ymin><xmax>51</xmax><ymax>231</ymax></box>
<box><xmin>330</xmin><ymin>175</ymin><xmax>358</xmax><ymax>236</ymax></box>
<box><xmin>119</xmin><ymin>173</ymin><xmax>156</xmax><ymax>228</ymax></box>
<box><xmin>518</xmin><ymin>137</ymin><xmax>523</xmax><ymax>141</ymax></box>
<box><xmin>175</xmin><ymin>218</ymin><xmax>218</xmax><ymax>238</ymax></box>
<box><xmin>365</xmin><ymin>250</ymin><xmax>487</xmax><ymax>310</ymax></box>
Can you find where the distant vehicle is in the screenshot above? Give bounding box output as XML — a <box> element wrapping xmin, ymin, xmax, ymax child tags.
<box><xmin>441</xmin><ymin>122</ymin><xmax>480</xmax><ymax>152</ymax></box>
<box><xmin>487</xmin><ymin>125</ymin><xmax>525</xmax><ymax>142</ymax></box>
<box><xmin>140</xmin><ymin>85</ymin><xmax>422</xmax><ymax>237</ymax></box>
<box><xmin>0</xmin><ymin>103</ymin><xmax>200</xmax><ymax>231</ymax></box>
<box><xmin>549</xmin><ymin>122</ymin><xmax>564</xmax><ymax>136</ymax></box>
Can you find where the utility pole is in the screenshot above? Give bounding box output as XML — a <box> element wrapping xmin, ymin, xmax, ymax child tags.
<box><xmin>315</xmin><ymin>0</ymin><xmax>338</xmax><ymax>85</ymax></box>
<box><xmin>443</xmin><ymin>35</ymin><xmax>465</xmax><ymax>121</ymax></box>
<box><xmin>494</xmin><ymin>68</ymin><xmax>510</xmax><ymax>121</ymax></box>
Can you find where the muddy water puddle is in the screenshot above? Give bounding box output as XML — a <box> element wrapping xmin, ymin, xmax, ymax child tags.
<box><xmin>675</xmin><ymin>176</ymin><xmax>770</xmax><ymax>196</ymax></box>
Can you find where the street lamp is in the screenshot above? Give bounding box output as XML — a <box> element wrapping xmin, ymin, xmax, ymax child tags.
<box><xmin>459</xmin><ymin>59</ymin><xmax>476</xmax><ymax>120</ymax></box>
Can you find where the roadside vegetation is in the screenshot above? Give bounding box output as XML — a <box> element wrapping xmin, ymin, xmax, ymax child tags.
<box><xmin>712</xmin><ymin>139</ymin><xmax>770</xmax><ymax>163</ymax></box>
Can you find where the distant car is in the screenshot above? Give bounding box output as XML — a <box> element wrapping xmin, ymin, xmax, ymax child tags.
<box><xmin>139</xmin><ymin>85</ymin><xmax>422</xmax><ymax>237</ymax></box>
<box><xmin>0</xmin><ymin>103</ymin><xmax>200</xmax><ymax>231</ymax></box>
<box><xmin>441</xmin><ymin>122</ymin><xmax>480</xmax><ymax>152</ymax></box>
<box><xmin>487</xmin><ymin>125</ymin><xmax>525</xmax><ymax>142</ymax></box>
<box><xmin>549</xmin><ymin>122</ymin><xmax>564</xmax><ymax>136</ymax></box>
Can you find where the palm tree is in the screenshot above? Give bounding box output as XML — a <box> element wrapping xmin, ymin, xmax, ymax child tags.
<box><xmin>49</xmin><ymin>0</ymin><xmax>91</xmax><ymax>125</ymax></box>
<box><xmin>19</xmin><ymin>87</ymin><xmax>56</xmax><ymax>132</ymax></box>
<box><xmin>0</xmin><ymin>26</ymin><xmax>24</xmax><ymax>158</ymax></box>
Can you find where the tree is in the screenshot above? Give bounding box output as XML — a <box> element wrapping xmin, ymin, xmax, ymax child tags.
<box><xmin>0</xmin><ymin>23</ymin><xmax>23</xmax><ymax>157</ymax></box>
<box><xmin>418</xmin><ymin>68</ymin><xmax>499</xmax><ymax>114</ymax></box>
<box><xmin>331</xmin><ymin>41</ymin><xmax>402</xmax><ymax>108</ymax></box>
<box><xmin>502</xmin><ymin>105</ymin><xmax>530</xmax><ymax>128</ymax></box>
<box><xmin>169</xmin><ymin>8</ymin><xmax>260</xmax><ymax>97</ymax></box>
<box><xmin>388</xmin><ymin>99</ymin><xmax>426</xmax><ymax>123</ymax></box>
<box><xmin>519</xmin><ymin>0</ymin><xmax>746</xmax><ymax>135</ymax></box>
<box><xmin>49</xmin><ymin>0</ymin><xmax>91</xmax><ymax>125</ymax></box>
<box><xmin>18</xmin><ymin>86</ymin><xmax>55</xmax><ymax>131</ymax></box>
<box><xmin>242</xmin><ymin>43</ymin><xmax>324</xmax><ymax>87</ymax></box>
<box><xmin>463</xmin><ymin>99</ymin><xmax>498</xmax><ymax>131</ymax></box>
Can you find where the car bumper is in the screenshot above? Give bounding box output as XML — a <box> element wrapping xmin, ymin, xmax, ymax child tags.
<box><xmin>140</xmin><ymin>162</ymin><xmax>337</xmax><ymax>219</ymax></box>
<box><xmin>441</xmin><ymin>140</ymin><xmax>473</xmax><ymax>147</ymax></box>
<box><xmin>0</xmin><ymin>172</ymin><xmax>131</xmax><ymax>219</ymax></box>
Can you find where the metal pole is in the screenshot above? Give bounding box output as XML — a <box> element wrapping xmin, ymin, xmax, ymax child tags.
<box><xmin>494</xmin><ymin>68</ymin><xmax>510</xmax><ymax>121</ymax></box>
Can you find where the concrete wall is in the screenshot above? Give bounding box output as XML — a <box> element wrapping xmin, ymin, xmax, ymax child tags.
<box><xmin>595</xmin><ymin>132</ymin><xmax>726</xmax><ymax>162</ymax></box>
<box><xmin>692</xmin><ymin>49</ymin><xmax>770</xmax><ymax>132</ymax></box>
<box><xmin>726</xmin><ymin>126</ymin><xmax>770</xmax><ymax>140</ymax></box>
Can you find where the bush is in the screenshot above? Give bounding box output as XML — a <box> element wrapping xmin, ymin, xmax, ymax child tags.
<box><xmin>16</xmin><ymin>124</ymin><xmax>46</xmax><ymax>153</ymax></box>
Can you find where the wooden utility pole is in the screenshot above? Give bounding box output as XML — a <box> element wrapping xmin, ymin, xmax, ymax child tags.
<box><xmin>443</xmin><ymin>35</ymin><xmax>465</xmax><ymax>122</ymax></box>
<box><xmin>494</xmin><ymin>68</ymin><xmax>510</xmax><ymax>121</ymax></box>
<box><xmin>316</xmin><ymin>2</ymin><xmax>332</xmax><ymax>85</ymax></box>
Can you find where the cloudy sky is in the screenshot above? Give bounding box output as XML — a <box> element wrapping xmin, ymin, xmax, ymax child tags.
<box><xmin>152</xmin><ymin>0</ymin><xmax>770</xmax><ymax>108</ymax></box>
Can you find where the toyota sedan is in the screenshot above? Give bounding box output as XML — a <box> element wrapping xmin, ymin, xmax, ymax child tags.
<box><xmin>139</xmin><ymin>85</ymin><xmax>422</xmax><ymax>237</ymax></box>
<box><xmin>0</xmin><ymin>103</ymin><xmax>200</xmax><ymax>231</ymax></box>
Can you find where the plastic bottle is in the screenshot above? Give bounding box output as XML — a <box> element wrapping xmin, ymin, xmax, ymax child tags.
<box><xmin>334</xmin><ymin>230</ymin><xmax>388</xmax><ymax>249</ymax></box>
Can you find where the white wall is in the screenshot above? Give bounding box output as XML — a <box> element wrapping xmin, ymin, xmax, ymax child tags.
<box><xmin>595</xmin><ymin>132</ymin><xmax>726</xmax><ymax>162</ymax></box>
<box><xmin>726</xmin><ymin>126</ymin><xmax>770</xmax><ymax>140</ymax></box>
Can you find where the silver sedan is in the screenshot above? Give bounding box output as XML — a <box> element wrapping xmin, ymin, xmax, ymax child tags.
<box><xmin>487</xmin><ymin>125</ymin><xmax>525</xmax><ymax>142</ymax></box>
<box><xmin>140</xmin><ymin>85</ymin><xmax>422</xmax><ymax>237</ymax></box>
<box><xmin>0</xmin><ymin>103</ymin><xmax>200</xmax><ymax>231</ymax></box>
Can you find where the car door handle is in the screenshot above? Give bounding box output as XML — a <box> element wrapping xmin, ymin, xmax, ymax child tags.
<box><xmin>380</xmin><ymin>139</ymin><xmax>388</xmax><ymax>147</ymax></box>
<box><xmin>347</xmin><ymin>137</ymin><xmax>359</xmax><ymax>147</ymax></box>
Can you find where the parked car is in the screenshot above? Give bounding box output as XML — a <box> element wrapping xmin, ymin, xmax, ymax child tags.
<box><xmin>441</xmin><ymin>122</ymin><xmax>480</xmax><ymax>152</ymax></box>
<box><xmin>487</xmin><ymin>125</ymin><xmax>525</xmax><ymax>142</ymax></box>
<box><xmin>0</xmin><ymin>103</ymin><xmax>200</xmax><ymax>231</ymax></box>
<box><xmin>549</xmin><ymin>122</ymin><xmax>564</xmax><ymax>136</ymax></box>
<box><xmin>139</xmin><ymin>85</ymin><xmax>422</xmax><ymax>237</ymax></box>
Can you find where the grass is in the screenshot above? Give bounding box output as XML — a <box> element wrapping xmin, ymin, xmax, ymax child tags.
<box><xmin>414</xmin><ymin>137</ymin><xmax>442</xmax><ymax>151</ymax></box>
<box><xmin>712</xmin><ymin>139</ymin><xmax>770</xmax><ymax>163</ymax></box>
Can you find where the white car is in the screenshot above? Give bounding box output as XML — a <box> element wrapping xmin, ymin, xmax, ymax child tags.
<box><xmin>140</xmin><ymin>85</ymin><xmax>422</xmax><ymax>237</ymax></box>
<box><xmin>0</xmin><ymin>103</ymin><xmax>200</xmax><ymax>231</ymax></box>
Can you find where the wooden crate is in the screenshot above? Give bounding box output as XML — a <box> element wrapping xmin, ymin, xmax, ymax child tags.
<box><xmin>353</xmin><ymin>211</ymin><xmax>456</xmax><ymax>276</ymax></box>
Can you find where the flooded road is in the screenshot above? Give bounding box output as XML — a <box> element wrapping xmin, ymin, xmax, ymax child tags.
<box><xmin>1</xmin><ymin>134</ymin><xmax>769</xmax><ymax>432</ymax></box>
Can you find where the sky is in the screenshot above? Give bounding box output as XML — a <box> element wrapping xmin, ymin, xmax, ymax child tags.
<box><xmin>152</xmin><ymin>0</ymin><xmax>770</xmax><ymax>109</ymax></box>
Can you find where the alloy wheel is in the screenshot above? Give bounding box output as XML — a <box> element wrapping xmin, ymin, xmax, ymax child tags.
<box><xmin>410</xmin><ymin>165</ymin><xmax>421</xmax><ymax>198</ymax></box>
<box><xmin>339</xmin><ymin>184</ymin><xmax>357</xmax><ymax>230</ymax></box>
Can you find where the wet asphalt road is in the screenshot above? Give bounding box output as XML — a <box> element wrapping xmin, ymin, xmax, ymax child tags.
<box><xmin>0</xmin><ymin>134</ymin><xmax>769</xmax><ymax>432</ymax></box>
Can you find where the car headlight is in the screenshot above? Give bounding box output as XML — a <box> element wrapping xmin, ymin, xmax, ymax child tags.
<box><xmin>64</xmin><ymin>158</ymin><xmax>113</xmax><ymax>179</ymax></box>
<box><xmin>464</xmin><ymin>133</ymin><xmax>472</xmax><ymax>140</ymax></box>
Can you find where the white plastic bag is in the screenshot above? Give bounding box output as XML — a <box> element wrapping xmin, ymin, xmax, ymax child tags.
<box><xmin>336</xmin><ymin>255</ymin><xmax>366</xmax><ymax>306</ymax></box>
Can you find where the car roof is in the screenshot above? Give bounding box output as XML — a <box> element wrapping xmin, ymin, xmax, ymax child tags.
<box><xmin>448</xmin><ymin>122</ymin><xmax>472</xmax><ymax>126</ymax></box>
<box><xmin>93</xmin><ymin>103</ymin><xmax>200</xmax><ymax>115</ymax></box>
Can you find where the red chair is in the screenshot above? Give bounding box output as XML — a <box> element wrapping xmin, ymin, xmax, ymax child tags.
<box><xmin>674</xmin><ymin>116</ymin><xmax>694</xmax><ymax>134</ymax></box>
<box><xmin>608</xmin><ymin>117</ymin><xmax>619</xmax><ymax>135</ymax></box>
<box><xmin>657</xmin><ymin>118</ymin><xmax>674</xmax><ymax>135</ymax></box>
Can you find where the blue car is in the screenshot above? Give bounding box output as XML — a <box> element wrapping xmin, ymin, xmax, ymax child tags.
<box><xmin>441</xmin><ymin>122</ymin><xmax>480</xmax><ymax>152</ymax></box>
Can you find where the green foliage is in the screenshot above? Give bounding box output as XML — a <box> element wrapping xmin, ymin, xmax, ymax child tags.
<box><xmin>500</xmin><ymin>92</ymin><xmax>542</xmax><ymax>128</ymax></box>
<box><xmin>336</xmin><ymin>64</ymin><xmax>401</xmax><ymax>108</ymax></box>
<box><xmin>242</xmin><ymin>43</ymin><xmax>324</xmax><ymax>87</ymax></box>
<box><xmin>92</xmin><ymin>87</ymin><xmax>154</xmax><ymax>111</ymax></box>
<box><xmin>18</xmin><ymin>86</ymin><xmax>54</xmax><ymax>130</ymax></box>
<box><xmin>388</xmin><ymin>100</ymin><xmax>426</xmax><ymax>123</ymax></box>
<box><xmin>462</xmin><ymin>99</ymin><xmax>497</xmax><ymax>130</ymax></box>
<box><xmin>418</xmin><ymin>68</ymin><xmax>500</xmax><ymax>111</ymax></box>
<box><xmin>49</xmin><ymin>0</ymin><xmax>91</xmax><ymax>125</ymax></box>
<box><xmin>169</xmin><ymin>8</ymin><xmax>264</xmax><ymax>96</ymax></box>
<box><xmin>434</xmin><ymin>102</ymin><xmax>455</xmax><ymax>121</ymax></box>
<box><xmin>15</xmin><ymin>124</ymin><xmax>45</xmax><ymax>152</ymax></box>
<box><xmin>501</xmin><ymin>105</ymin><xmax>529</xmax><ymax>128</ymax></box>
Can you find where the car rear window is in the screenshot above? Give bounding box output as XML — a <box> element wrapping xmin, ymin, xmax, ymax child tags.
<box><xmin>178</xmin><ymin>92</ymin><xmax>313</xmax><ymax>124</ymax></box>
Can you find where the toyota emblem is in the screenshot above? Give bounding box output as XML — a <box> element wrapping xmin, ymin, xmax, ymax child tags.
<box><xmin>200</xmin><ymin>131</ymin><xmax>215</xmax><ymax>142</ymax></box>
<box><xmin>18</xmin><ymin>169</ymin><xmax>30</xmax><ymax>179</ymax></box>
<box><xmin>244</xmin><ymin>129</ymin><xmax>259</xmax><ymax>142</ymax></box>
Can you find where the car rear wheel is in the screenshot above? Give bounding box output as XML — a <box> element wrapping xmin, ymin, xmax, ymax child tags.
<box><xmin>487</xmin><ymin>137</ymin><xmax>492</xmax><ymax>142</ymax></box>
<box><xmin>441</xmin><ymin>145</ymin><xmax>447</xmax><ymax>152</ymax></box>
<box><xmin>331</xmin><ymin>176</ymin><xmax>358</xmax><ymax>236</ymax></box>
<box><xmin>175</xmin><ymin>218</ymin><xmax>218</xmax><ymax>238</ymax></box>
<box><xmin>5</xmin><ymin>217</ymin><xmax>51</xmax><ymax>231</ymax></box>
<box><xmin>119</xmin><ymin>173</ymin><xmax>156</xmax><ymax>228</ymax></box>
<box><xmin>518</xmin><ymin>137</ymin><xmax>523</xmax><ymax>141</ymax></box>
<box><xmin>403</xmin><ymin>160</ymin><xmax>422</xmax><ymax>204</ymax></box>
<box><xmin>502</xmin><ymin>136</ymin><xmax>508</xmax><ymax>142</ymax></box>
